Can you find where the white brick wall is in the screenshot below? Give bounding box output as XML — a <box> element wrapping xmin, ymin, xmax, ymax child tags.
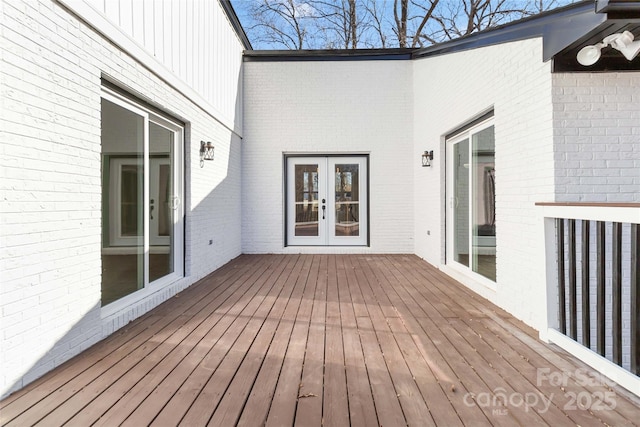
<box><xmin>552</xmin><ymin>73</ymin><xmax>640</xmax><ymax>202</ymax></box>
<box><xmin>551</xmin><ymin>71</ymin><xmax>639</xmax><ymax>370</ymax></box>
<box><xmin>412</xmin><ymin>38</ymin><xmax>555</xmax><ymax>330</ymax></box>
<box><xmin>242</xmin><ymin>60</ymin><xmax>414</xmax><ymax>254</ymax></box>
<box><xmin>1</xmin><ymin>0</ymin><xmax>242</xmax><ymax>397</ymax></box>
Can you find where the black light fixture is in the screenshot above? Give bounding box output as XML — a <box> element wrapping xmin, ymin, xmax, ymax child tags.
<box><xmin>200</xmin><ymin>141</ymin><xmax>214</xmax><ymax>167</ymax></box>
<box><xmin>422</xmin><ymin>150</ymin><xmax>434</xmax><ymax>167</ymax></box>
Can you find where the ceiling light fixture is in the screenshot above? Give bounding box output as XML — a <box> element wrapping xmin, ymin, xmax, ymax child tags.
<box><xmin>577</xmin><ymin>31</ymin><xmax>640</xmax><ymax>66</ymax></box>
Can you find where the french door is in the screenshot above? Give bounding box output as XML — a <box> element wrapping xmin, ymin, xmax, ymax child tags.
<box><xmin>286</xmin><ymin>156</ymin><xmax>368</xmax><ymax>246</ymax></box>
<box><xmin>446</xmin><ymin>119</ymin><xmax>496</xmax><ymax>282</ymax></box>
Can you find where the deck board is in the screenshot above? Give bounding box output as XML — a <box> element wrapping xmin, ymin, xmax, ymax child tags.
<box><xmin>1</xmin><ymin>254</ymin><xmax>638</xmax><ymax>427</ymax></box>
<box><xmin>322</xmin><ymin>255</ymin><xmax>350</xmax><ymax>427</ymax></box>
<box><xmin>236</xmin><ymin>255</ymin><xmax>309</xmax><ymax>426</ymax></box>
<box><xmin>339</xmin><ymin>255</ymin><xmax>379</xmax><ymax>427</ymax></box>
<box><xmin>293</xmin><ymin>254</ymin><xmax>326</xmax><ymax>427</ymax></box>
<box><xmin>265</xmin><ymin>255</ymin><xmax>319</xmax><ymax>427</ymax></box>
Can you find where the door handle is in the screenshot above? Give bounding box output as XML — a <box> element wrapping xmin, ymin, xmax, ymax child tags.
<box><xmin>322</xmin><ymin>204</ymin><xmax>326</xmax><ymax>220</ymax></box>
<box><xmin>170</xmin><ymin>196</ymin><xmax>180</xmax><ymax>210</ymax></box>
<box><xmin>150</xmin><ymin>199</ymin><xmax>155</xmax><ymax>220</ymax></box>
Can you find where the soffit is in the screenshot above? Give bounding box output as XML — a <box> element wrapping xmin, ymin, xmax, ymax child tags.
<box><xmin>553</xmin><ymin>23</ymin><xmax>640</xmax><ymax>71</ymax></box>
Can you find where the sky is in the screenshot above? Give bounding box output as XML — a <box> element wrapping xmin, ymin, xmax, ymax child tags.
<box><xmin>230</xmin><ymin>0</ymin><xmax>579</xmax><ymax>50</ymax></box>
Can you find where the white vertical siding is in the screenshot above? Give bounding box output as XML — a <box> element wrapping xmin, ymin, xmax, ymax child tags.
<box><xmin>65</xmin><ymin>0</ymin><xmax>245</xmax><ymax>130</ymax></box>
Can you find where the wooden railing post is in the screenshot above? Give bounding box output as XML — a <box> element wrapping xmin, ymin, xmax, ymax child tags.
<box><xmin>596</xmin><ymin>221</ymin><xmax>605</xmax><ymax>357</ymax></box>
<box><xmin>568</xmin><ymin>219</ymin><xmax>577</xmax><ymax>340</ymax></box>
<box><xmin>612</xmin><ymin>222</ymin><xmax>622</xmax><ymax>365</ymax></box>
<box><xmin>556</xmin><ymin>218</ymin><xmax>566</xmax><ymax>335</ymax></box>
<box><xmin>581</xmin><ymin>220</ymin><xmax>590</xmax><ymax>348</ymax></box>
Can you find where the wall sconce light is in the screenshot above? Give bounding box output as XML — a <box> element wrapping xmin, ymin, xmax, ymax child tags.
<box><xmin>577</xmin><ymin>30</ymin><xmax>640</xmax><ymax>66</ymax></box>
<box><xmin>422</xmin><ymin>150</ymin><xmax>434</xmax><ymax>167</ymax></box>
<box><xmin>200</xmin><ymin>141</ymin><xmax>214</xmax><ymax>168</ymax></box>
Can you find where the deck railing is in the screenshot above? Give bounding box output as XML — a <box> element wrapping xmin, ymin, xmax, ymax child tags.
<box><xmin>538</xmin><ymin>203</ymin><xmax>639</xmax><ymax>390</ymax></box>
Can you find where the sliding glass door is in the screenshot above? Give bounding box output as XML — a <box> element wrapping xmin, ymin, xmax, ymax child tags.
<box><xmin>101</xmin><ymin>89</ymin><xmax>184</xmax><ymax>306</ymax></box>
<box><xmin>446</xmin><ymin>119</ymin><xmax>496</xmax><ymax>282</ymax></box>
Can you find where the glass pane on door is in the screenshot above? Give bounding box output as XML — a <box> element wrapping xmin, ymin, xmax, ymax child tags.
<box><xmin>149</xmin><ymin>122</ymin><xmax>174</xmax><ymax>282</ymax></box>
<box><xmin>453</xmin><ymin>139</ymin><xmax>470</xmax><ymax>267</ymax></box>
<box><xmin>334</xmin><ymin>164</ymin><xmax>359</xmax><ymax>237</ymax></box>
<box><xmin>157</xmin><ymin>164</ymin><xmax>171</xmax><ymax>237</ymax></box>
<box><xmin>471</xmin><ymin>125</ymin><xmax>496</xmax><ymax>281</ymax></box>
<box><xmin>120</xmin><ymin>164</ymin><xmax>142</xmax><ymax>237</ymax></box>
<box><xmin>101</xmin><ymin>98</ymin><xmax>145</xmax><ymax>305</ymax></box>
<box><xmin>294</xmin><ymin>164</ymin><xmax>319</xmax><ymax>236</ymax></box>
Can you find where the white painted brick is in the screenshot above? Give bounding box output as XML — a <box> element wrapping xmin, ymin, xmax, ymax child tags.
<box><xmin>1</xmin><ymin>0</ymin><xmax>243</xmax><ymax>398</ymax></box>
<box><xmin>242</xmin><ymin>60</ymin><xmax>414</xmax><ymax>254</ymax></box>
<box><xmin>553</xmin><ymin>72</ymin><xmax>640</xmax><ymax>202</ymax></box>
<box><xmin>413</xmin><ymin>38</ymin><xmax>555</xmax><ymax>331</ymax></box>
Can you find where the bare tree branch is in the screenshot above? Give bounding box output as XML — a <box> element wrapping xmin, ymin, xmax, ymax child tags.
<box><xmin>312</xmin><ymin>0</ymin><xmax>365</xmax><ymax>48</ymax></box>
<box><xmin>411</xmin><ymin>0</ymin><xmax>439</xmax><ymax>48</ymax></box>
<box><xmin>246</xmin><ymin>0</ymin><xmax>318</xmax><ymax>49</ymax></box>
<box><xmin>238</xmin><ymin>0</ymin><xmax>580</xmax><ymax>49</ymax></box>
<box><xmin>362</xmin><ymin>0</ymin><xmax>387</xmax><ymax>48</ymax></box>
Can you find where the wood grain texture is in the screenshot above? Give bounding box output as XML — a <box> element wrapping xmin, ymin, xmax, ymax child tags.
<box><xmin>2</xmin><ymin>254</ymin><xmax>638</xmax><ymax>427</ymax></box>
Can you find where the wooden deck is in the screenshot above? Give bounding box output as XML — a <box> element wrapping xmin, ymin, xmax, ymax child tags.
<box><xmin>1</xmin><ymin>254</ymin><xmax>638</xmax><ymax>426</ymax></box>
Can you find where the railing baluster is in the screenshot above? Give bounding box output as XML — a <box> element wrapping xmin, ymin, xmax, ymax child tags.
<box><xmin>631</xmin><ymin>223</ymin><xmax>639</xmax><ymax>375</ymax></box>
<box><xmin>596</xmin><ymin>221</ymin><xmax>606</xmax><ymax>357</ymax></box>
<box><xmin>612</xmin><ymin>222</ymin><xmax>622</xmax><ymax>365</ymax></box>
<box><xmin>538</xmin><ymin>202</ymin><xmax>640</xmax><ymax>377</ymax></box>
<box><xmin>568</xmin><ymin>219</ymin><xmax>577</xmax><ymax>340</ymax></box>
<box><xmin>581</xmin><ymin>220</ymin><xmax>590</xmax><ymax>348</ymax></box>
<box><xmin>557</xmin><ymin>218</ymin><xmax>566</xmax><ymax>335</ymax></box>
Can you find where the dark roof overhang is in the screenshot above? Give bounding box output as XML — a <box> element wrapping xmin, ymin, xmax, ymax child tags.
<box><xmin>596</xmin><ymin>0</ymin><xmax>640</xmax><ymax>17</ymax></box>
<box><xmin>243</xmin><ymin>48</ymin><xmax>413</xmax><ymax>62</ymax></box>
<box><xmin>550</xmin><ymin>1</ymin><xmax>640</xmax><ymax>72</ymax></box>
<box><xmin>551</xmin><ymin>21</ymin><xmax>640</xmax><ymax>72</ymax></box>
<box><xmin>412</xmin><ymin>1</ymin><xmax>598</xmax><ymax>60</ymax></box>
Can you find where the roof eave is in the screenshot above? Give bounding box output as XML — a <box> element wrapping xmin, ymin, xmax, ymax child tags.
<box><xmin>243</xmin><ymin>48</ymin><xmax>414</xmax><ymax>62</ymax></box>
<box><xmin>412</xmin><ymin>1</ymin><xmax>596</xmax><ymax>60</ymax></box>
<box><xmin>219</xmin><ymin>0</ymin><xmax>252</xmax><ymax>50</ymax></box>
<box><xmin>596</xmin><ymin>0</ymin><xmax>640</xmax><ymax>17</ymax></box>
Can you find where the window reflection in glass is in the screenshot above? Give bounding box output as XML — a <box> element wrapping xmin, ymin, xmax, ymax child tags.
<box><xmin>294</xmin><ymin>164</ymin><xmax>319</xmax><ymax>236</ymax></box>
<box><xmin>471</xmin><ymin>125</ymin><xmax>496</xmax><ymax>281</ymax></box>
<box><xmin>334</xmin><ymin>164</ymin><xmax>359</xmax><ymax>237</ymax></box>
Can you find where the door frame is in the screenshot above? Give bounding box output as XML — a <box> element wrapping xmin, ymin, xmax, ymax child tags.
<box><xmin>284</xmin><ymin>154</ymin><xmax>370</xmax><ymax>247</ymax></box>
